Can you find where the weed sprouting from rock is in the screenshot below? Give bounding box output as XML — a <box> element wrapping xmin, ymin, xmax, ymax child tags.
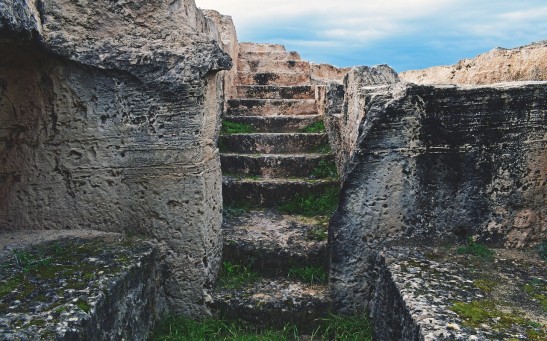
<box><xmin>456</xmin><ymin>238</ymin><xmax>495</xmax><ymax>259</ymax></box>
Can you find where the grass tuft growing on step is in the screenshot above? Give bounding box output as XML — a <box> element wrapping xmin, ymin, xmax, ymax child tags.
<box><xmin>223</xmin><ymin>203</ymin><xmax>254</xmax><ymax>218</ymax></box>
<box><xmin>151</xmin><ymin>315</ymin><xmax>373</xmax><ymax>341</ymax></box>
<box><xmin>218</xmin><ymin>261</ymin><xmax>259</xmax><ymax>289</ymax></box>
<box><xmin>287</xmin><ymin>266</ymin><xmax>327</xmax><ymax>284</ymax></box>
<box><xmin>313</xmin><ymin>314</ymin><xmax>373</xmax><ymax>341</ymax></box>
<box><xmin>151</xmin><ymin>317</ymin><xmax>299</xmax><ymax>341</ymax></box>
<box><xmin>309</xmin><ymin>159</ymin><xmax>338</xmax><ymax>179</ymax></box>
<box><xmin>221</xmin><ymin>120</ymin><xmax>256</xmax><ymax>134</ymax></box>
<box><xmin>279</xmin><ymin>187</ymin><xmax>339</xmax><ymax>217</ymax></box>
<box><xmin>456</xmin><ymin>237</ymin><xmax>495</xmax><ymax>259</ymax></box>
<box><xmin>313</xmin><ymin>142</ymin><xmax>332</xmax><ymax>154</ymax></box>
<box><xmin>301</xmin><ymin>121</ymin><xmax>326</xmax><ymax>133</ymax></box>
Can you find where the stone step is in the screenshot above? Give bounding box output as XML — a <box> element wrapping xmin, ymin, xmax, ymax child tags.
<box><xmin>239</xmin><ymin>43</ymin><xmax>286</xmax><ymax>53</ymax></box>
<box><xmin>227</xmin><ymin>99</ymin><xmax>317</xmax><ymax>116</ymax></box>
<box><xmin>239</xmin><ymin>50</ymin><xmax>302</xmax><ymax>61</ymax></box>
<box><xmin>219</xmin><ymin>133</ymin><xmax>330</xmax><ymax>154</ymax></box>
<box><xmin>221</xmin><ymin>153</ymin><xmax>335</xmax><ymax>178</ymax></box>
<box><xmin>236</xmin><ymin>85</ymin><xmax>315</xmax><ymax>100</ymax></box>
<box><xmin>222</xmin><ymin>176</ymin><xmax>338</xmax><ymax>207</ymax></box>
<box><xmin>210</xmin><ymin>279</ymin><xmax>331</xmax><ymax>333</ymax></box>
<box><xmin>238</xmin><ymin>60</ymin><xmax>311</xmax><ymax>74</ymax></box>
<box><xmin>222</xmin><ymin>209</ymin><xmax>329</xmax><ymax>276</ymax></box>
<box><xmin>223</xmin><ymin>115</ymin><xmax>322</xmax><ymax>133</ymax></box>
<box><xmin>238</xmin><ymin>72</ymin><xmax>311</xmax><ymax>86</ymax></box>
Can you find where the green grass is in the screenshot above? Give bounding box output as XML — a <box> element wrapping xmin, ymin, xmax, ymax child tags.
<box><xmin>301</xmin><ymin>121</ymin><xmax>326</xmax><ymax>133</ymax></box>
<box><xmin>151</xmin><ymin>314</ymin><xmax>373</xmax><ymax>341</ymax></box>
<box><xmin>313</xmin><ymin>314</ymin><xmax>373</xmax><ymax>341</ymax></box>
<box><xmin>218</xmin><ymin>261</ymin><xmax>259</xmax><ymax>289</ymax></box>
<box><xmin>537</xmin><ymin>240</ymin><xmax>547</xmax><ymax>260</ymax></box>
<box><xmin>314</xmin><ymin>143</ymin><xmax>332</xmax><ymax>154</ymax></box>
<box><xmin>308</xmin><ymin>225</ymin><xmax>328</xmax><ymax>242</ymax></box>
<box><xmin>287</xmin><ymin>266</ymin><xmax>327</xmax><ymax>284</ymax></box>
<box><xmin>222</xmin><ymin>121</ymin><xmax>256</xmax><ymax>134</ymax></box>
<box><xmin>523</xmin><ymin>278</ymin><xmax>547</xmax><ymax>313</ymax></box>
<box><xmin>309</xmin><ymin>159</ymin><xmax>338</xmax><ymax>179</ymax></box>
<box><xmin>450</xmin><ymin>300</ymin><xmax>546</xmax><ymax>340</ymax></box>
<box><xmin>279</xmin><ymin>187</ymin><xmax>339</xmax><ymax>217</ymax></box>
<box><xmin>223</xmin><ymin>203</ymin><xmax>255</xmax><ymax>218</ymax></box>
<box><xmin>456</xmin><ymin>238</ymin><xmax>495</xmax><ymax>259</ymax></box>
<box><xmin>151</xmin><ymin>317</ymin><xmax>299</xmax><ymax>341</ymax></box>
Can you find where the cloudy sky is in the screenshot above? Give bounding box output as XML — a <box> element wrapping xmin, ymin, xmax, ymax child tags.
<box><xmin>195</xmin><ymin>0</ymin><xmax>546</xmax><ymax>72</ymax></box>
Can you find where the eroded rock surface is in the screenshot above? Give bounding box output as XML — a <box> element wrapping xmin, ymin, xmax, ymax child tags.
<box><xmin>400</xmin><ymin>41</ymin><xmax>547</xmax><ymax>85</ymax></box>
<box><xmin>371</xmin><ymin>246</ymin><xmax>546</xmax><ymax>340</ymax></box>
<box><xmin>329</xmin><ymin>79</ymin><xmax>546</xmax><ymax>313</ymax></box>
<box><xmin>0</xmin><ymin>236</ymin><xmax>161</xmax><ymax>340</ymax></box>
<box><xmin>0</xmin><ymin>0</ymin><xmax>233</xmax><ymax>316</ymax></box>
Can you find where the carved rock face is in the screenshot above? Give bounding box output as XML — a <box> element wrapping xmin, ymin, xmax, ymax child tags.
<box><xmin>0</xmin><ymin>0</ymin><xmax>233</xmax><ymax>317</ymax></box>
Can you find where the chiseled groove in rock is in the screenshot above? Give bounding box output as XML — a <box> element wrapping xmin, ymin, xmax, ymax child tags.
<box><xmin>219</xmin><ymin>133</ymin><xmax>329</xmax><ymax>154</ymax></box>
<box><xmin>223</xmin><ymin>115</ymin><xmax>321</xmax><ymax>133</ymax></box>
<box><xmin>221</xmin><ymin>153</ymin><xmax>335</xmax><ymax>178</ymax></box>
<box><xmin>222</xmin><ymin>177</ymin><xmax>338</xmax><ymax>207</ymax></box>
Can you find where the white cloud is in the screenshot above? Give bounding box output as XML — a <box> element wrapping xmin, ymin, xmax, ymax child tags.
<box><xmin>195</xmin><ymin>0</ymin><xmax>547</xmax><ymax>69</ymax></box>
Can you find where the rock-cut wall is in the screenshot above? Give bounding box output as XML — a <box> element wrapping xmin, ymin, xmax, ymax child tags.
<box><xmin>0</xmin><ymin>0</ymin><xmax>235</xmax><ymax>317</ymax></box>
<box><xmin>400</xmin><ymin>41</ymin><xmax>547</xmax><ymax>85</ymax></box>
<box><xmin>326</xmin><ymin>68</ymin><xmax>546</xmax><ymax>312</ymax></box>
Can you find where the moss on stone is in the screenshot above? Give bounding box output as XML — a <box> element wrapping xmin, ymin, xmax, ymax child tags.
<box><xmin>473</xmin><ymin>278</ymin><xmax>498</xmax><ymax>293</ymax></box>
<box><xmin>451</xmin><ymin>299</ymin><xmax>546</xmax><ymax>337</ymax></box>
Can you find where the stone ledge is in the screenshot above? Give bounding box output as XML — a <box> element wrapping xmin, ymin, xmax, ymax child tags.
<box><xmin>0</xmin><ymin>236</ymin><xmax>163</xmax><ymax>340</ymax></box>
<box><xmin>370</xmin><ymin>246</ymin><xmax>546</xmax><ymax>340</ymax></box>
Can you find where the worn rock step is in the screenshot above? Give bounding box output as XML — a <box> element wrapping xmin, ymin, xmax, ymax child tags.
<box><xmin>239</xmin><ymin>50</ymin><xmax>302</xmax><ymax>62</ymax></box>
<box><xmin>227</xmin><ymin>99</ymin><xmax>317</xmax><ymax>116</ymax></box>
<box><xmin>210</xmin><ymin>279</ymin><xmax>331</xmax><ymax>333</ymax></box>
<box><xmin>238</xmin><ymin>72</ymin><xmax>311</xmax><ymax>86</ymax></box>
<box><xmin>222</xmin><ymin>177</ymin><xmax>338</xmax><ymax>207</ymax></box>
<box><xmin>236</xmin><ymin>85</ymin><xmax>315</xmax><ymax>99</ymax></box>
<box><xmin>239</xmin><ymin>43</ymin><xmax>287</xmax><ymax>53</ymax></box>
<box><xmin>219</xmin><ymin>133</ymin><xmax>330</xmax><ymax>154</ymax></box>
<box><xmin>222</xmin><ymin>209</ymin><xmax>328</xmax><ymax>276</ymax></box>
<box><xmin>223</xmin><ymin>115</ymin><xmax>321</xmax><ymax>133</ymax></box>
<box><xmin>221</xmin><ymin>153</ymin><xmax>335</xmax><ymax>178</ymax></box>
<box><xmin>238</xmin><ymin>60</ymin><xmax>311</xmax><ymax>74</ymax></box>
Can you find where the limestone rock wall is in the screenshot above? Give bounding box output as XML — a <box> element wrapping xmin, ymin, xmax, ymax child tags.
<box><xmin>400</xmin><ymin>41</ymin><xmax>547</xmax><ymax>85</ymax></box>
<box><xmin>329</xmin><ymin>77</ymin><xmax>547</xmax><ymax>313</ymax></box>
<box><xmin>322</xmin><ymin>65</ymin><xmax>400</xmax><ymax>178</ymax></box>
<box><xmin>0</xmin><ymin>0</ymin><xmax>233</xmax><ymax>317</ymax></box>
<box><xmin>203</xmin><ymin>10</ymin><xmax>239</xmax><ymax>102</ymax></box>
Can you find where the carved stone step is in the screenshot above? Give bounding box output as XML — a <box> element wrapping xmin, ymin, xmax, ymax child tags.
<box><xmin>236</xmin><ymin>85</ymin><xmax>315</xmax><ymax>100</ymax></box>
<box><xmin>238</xmin><ymin>71</ymin><xmax>311</xmax><ymax>86</ymax></box>
<box><xmin>227</xmin><ymin>99</ymin><xmax>317</xmax><ymax>116</ymax></box>
<box><xmin>238</xmin><ymin>60</ymin><xmax>311</xmax><ymax>74</ymax></box>
<box><xmin>239</xmin><ymin>43</ymin><xmax>287</xmax><ymax>53</ymax></box>
<box><xmin>239</xmin><ymin>50</ymin><xmax>302</xmax><ymax>61</ymax></box>
<box><xmin>223</xmin><ymin>115</ymin><xmax>321</xmax><ymax>133</ymax></box>
<box><xmin>221</xmin><ymin>153</ymin><xmax>335</xmax><ymax>178</ymax></box>
<box><xmin>219</xmin><ymin>133</ymin><xmax>330</xmax><ymax>154</ymax></box>
<box><xmin>222</xmin><ymin>176</ymin><xmax>338</xmax><ymax>207</ymax></box>
<box><xmin>210</xmin><ymin>279</ymin><xmax>331</xmax><ymax>333</ymax></box>
<box><xmin>222</xmin><ymin>209</ymin><xmax>328</xmax><ymax>276</ymax></box>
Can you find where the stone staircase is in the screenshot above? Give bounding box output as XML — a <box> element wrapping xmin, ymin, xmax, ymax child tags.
<box><xmin>210</xmin><ymin>43</ymin><xmax>340</xmax><ymax>332</ymax></box>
